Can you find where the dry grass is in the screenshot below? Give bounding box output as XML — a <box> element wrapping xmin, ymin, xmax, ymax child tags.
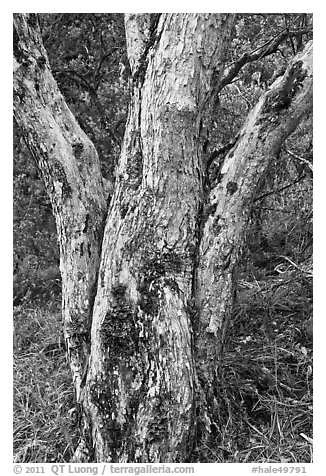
<box><xmin>13</xmin><ymin>266</ymin><xmax>312</xmax><ymax>463</ymax></box>
<box><xmin>13</xmin><ymin>305</ymin><xmax>79</xmax><ymax>463</ymax></box>
<box><xmin>194</xmin><ymin>265</ymin><xmax>313</xmax><ymax>463</ymax></box>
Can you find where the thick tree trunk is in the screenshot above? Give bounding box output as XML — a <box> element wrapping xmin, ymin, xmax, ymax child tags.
<box><xmin>13</xmin><ymin>13</ymin><xmax>312</xmax><ymax>463</ymax></box>
<box><xmin>84</xmin><ymin>14</ymin><xmax>235</xmax><ymax>462</ymax></box>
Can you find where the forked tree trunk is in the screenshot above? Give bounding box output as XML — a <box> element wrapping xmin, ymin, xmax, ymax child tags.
<box><xmin>13</xmin><ymin>13</ymin><xmax>312</xmax><ymax>462</ymax></box>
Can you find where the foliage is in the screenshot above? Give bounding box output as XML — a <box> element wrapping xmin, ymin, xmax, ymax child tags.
<box><xmin>13</xmin><ymin>128</ymin><xmax>60</xmax><ymax>306</ymax></box>
<box><xmin>41</xmin><ymin>13</ymin><xmax>127</xmax><ymax>179</ymax></box>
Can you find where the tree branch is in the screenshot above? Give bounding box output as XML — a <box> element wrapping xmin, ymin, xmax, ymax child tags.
<box><xmin>198</xmin><ymin>40</ymin><xmax>313</xmax><ymax>338</ymax></box>
<box><xmin>253</xmin><ymin>174</ymin><xmax>306</xmax><ymax>203</ymax></box>
<box><xmin>218</xmin><ymin>27</ymin><xmax>312</xmax><ymax>92</ymax></box>
<box><xmin>284</xmin><ymin>147</ymin><xmax>313</xmax><ymax>173</ymax></box>
<box><xmin>13</xmin><ymin>13</ymin><xmax>108</xmax><ymax>402</ymax></box>
<box><xmin>284</xmin><ymin>14</ymin><xmax>297</xmax><ymax>55</ymax></box>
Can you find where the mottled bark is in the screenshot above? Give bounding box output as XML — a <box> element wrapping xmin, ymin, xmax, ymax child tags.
<box><xmin>13</xmin><ymin>14</ymin><xmax>107</xmax><ymax>403</ymax></box>
<box><xmin>85</xmin><ymin>13</ymin><xmax>235</xmax><ymax>462</ymax></box>
<box><xmin>195</xmin><ymin>41</ymin><xmax>313</xmax><ymax>424</ymax></box>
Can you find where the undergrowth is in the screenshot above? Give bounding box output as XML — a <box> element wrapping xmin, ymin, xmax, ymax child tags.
<box><xmin>194</xmin><ymin>259</ymin><xmax>313</xmax><ymax>463</ymax></box>
<box><xmin>13</xmin><ymin>257</ymin><xmax>312</xmax><ymax>463</ymax></box>
<box><xmin>13</xmin><ymin>304</ymin><xmax>79</xmax><ymax>462</ymax></box>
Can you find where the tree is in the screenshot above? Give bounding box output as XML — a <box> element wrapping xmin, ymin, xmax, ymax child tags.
<box><xmin>13</xmin><ymin>13</ymin><xmax>313</xmax><ymax>462</ymax></box>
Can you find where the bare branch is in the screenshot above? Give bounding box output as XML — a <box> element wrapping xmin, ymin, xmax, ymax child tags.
<box><xmin>284</xmin><ymin>147</ymin><xmax>313</xmax><ymax>173</ymax></box>
<box><xmin>219</xmin><ymin>27</ymin><xmax>312</xmax><ymax>92</ymax></box>
<box><xmin>284</xmin><ymin>14</ymin><xmax>297</xmax><ymax>55</ymax></box>
<box><xmin>253</xmin><ymin>174</ymin><xmax>306</xmax><ymax>203</ymax></box>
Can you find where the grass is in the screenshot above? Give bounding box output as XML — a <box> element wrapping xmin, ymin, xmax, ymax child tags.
<box><xmin>13</xmin><ymin>262</ymin><xmax>312</xmax><ymax>463</ymax></box>
<box><xmin>13</xmin><ymin>304</ymin><xmax>79</xmax><ymax>462</ymax></box>
<box><xmin>194</xmin><ymin>262</ymin><xmax>313</xmax><ymax>463</ymax></box>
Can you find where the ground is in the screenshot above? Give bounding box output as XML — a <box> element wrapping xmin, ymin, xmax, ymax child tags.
<box><xmin>13</xmin><ymin>251</ymin><xmax>312</xmax><ymax>463</ymax></box>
